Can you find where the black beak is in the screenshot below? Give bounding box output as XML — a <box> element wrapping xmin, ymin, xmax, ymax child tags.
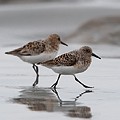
<box><xmin>60</xmin><ymin>41</ymin><xmax>68</xmax><ymax>46</ymax></box>
<box><xmin>92</xmin><ymin>53</ymin><xmax>101</xmax><ymax>59</ymax></box>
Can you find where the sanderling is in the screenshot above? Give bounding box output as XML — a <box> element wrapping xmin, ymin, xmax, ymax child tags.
<box><xmin>5</xmin><ymin>34</ymin><xmax>68</xmax><ymax>87</ymax></box>
<box><xmin>38</xmin><ymin>46</ymin><xmax>101</xmax><ymax>89</ymax></box>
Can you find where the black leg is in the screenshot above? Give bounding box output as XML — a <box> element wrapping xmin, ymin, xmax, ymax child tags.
<box><xmin>73</xmin><ymin>75</ymin><xmax>94</xmax><ymax>88</ymax></box>
<box><xmin>51</xmin><ymin>74</ymin><xmax>61</xmax><ymax>90</ymax></box>
<box><xmin>32</xmin><ymin>64</ymin><xmax>39</xmax><ymax>87</ymax></box>
<box><xmin>33</xmin><ymin>74</ymin><xmax>39</xmax><ymax>87</ymax></box>
<box><xmin>32</xmin><ymin>64</ymin><xmax>39</xmax><ymax>76</ymax></box>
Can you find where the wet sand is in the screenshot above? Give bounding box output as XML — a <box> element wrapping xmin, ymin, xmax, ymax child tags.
<box><xmin>0</xmin><ymin>3</ymin><xmax>120</xmax><ymax>120</ymax></box>
<box><xmin>1</xmin><ymin>46</ymin><xmax>120</xmax><ymax>120</ymax></box>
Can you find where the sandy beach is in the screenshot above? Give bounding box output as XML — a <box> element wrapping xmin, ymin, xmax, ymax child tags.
<box><xmin>0</xmin><ymin>2</ymin><xmax>120</xmax><ymax>120</ymax></box>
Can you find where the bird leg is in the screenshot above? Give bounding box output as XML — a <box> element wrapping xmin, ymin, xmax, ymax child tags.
<box><xmin>51</xmin><ymin>74</ymin><xmax>61</xmax><ymax>90</ymax></box>
<box><xmin>32</xmin><ymin>64</ymin><xmax>39</xmax><ymax>76</ymax></box>
<box><xmin>73</xmin><ymin>75</ymin><xmax>94</xmax><ymax>88</ymax></box>
<box><xmin>32</xmin><ymin>64</ymin><xmax>39</xmax><ymax>87</ymax></box>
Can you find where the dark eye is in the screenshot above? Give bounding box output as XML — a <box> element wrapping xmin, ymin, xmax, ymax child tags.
<box><xmin>58</xmin><ymin>37</ymin><xmax>60</xmax><ymax>41</ymax></box>
<box><xmin>86</xmin><ymin>49</ymin><xmax>91</xmax><ymax>53</ymax></box>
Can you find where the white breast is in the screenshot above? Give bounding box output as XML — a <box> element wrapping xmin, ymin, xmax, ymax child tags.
<box><xmin>20</xmin><ymin>52</ymin><xmax>57</xmax><ymax>64</ymax></box>
<box><xmin>51</xmin><ymin>65</ymin><xmax>88</xmax><ymax>75</ymax></box>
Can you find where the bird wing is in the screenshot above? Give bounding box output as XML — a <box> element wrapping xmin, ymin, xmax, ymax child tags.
<box><xmin>5</xmin><ymin>41</ymin><xmax>45</xmax><ymax>56</ymax></box>
<box><xmin>41</xmin><ymin>52</ymin><xmax>77</xmax><ymax>67</ymax></box>
<box><xmin>20</xmin><ymin>41</ymin><xmax>45</xmax><ymax>56</ymax></box>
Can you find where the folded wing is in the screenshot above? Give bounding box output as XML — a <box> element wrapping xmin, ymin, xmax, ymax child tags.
<box><xmin>41</xmin><ymin>52</ymin><xmax>77</xmax><ymax>67</ymax></box>
<box><xmin>5</xmin><ymin>41</ymin><xmax>45</xmax><ymax>56</ymax></box>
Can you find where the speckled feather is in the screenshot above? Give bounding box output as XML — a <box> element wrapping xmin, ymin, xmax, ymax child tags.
<box><xmin>39</xmin><ymin>46</ymin><xmax>95</xmax><ymax>69</ymax></box>
<box><xmin>41</xmin><ymin>50</ymin><xmax>78</xmax><ymax>66</ymax></box>
<box><xmin>20</xmin><ymin>41</ymin><xmax>45</xmax><ymax>55</ymax></box>
<box><xmin>5</xmin><ymin>34</ymin><xmax>63</xmax><ymax>56</ymax></box>
<box><xmin>7</xmin><ymin>41</ymin><xmax>45</xmax><ymax>56</ymax></box>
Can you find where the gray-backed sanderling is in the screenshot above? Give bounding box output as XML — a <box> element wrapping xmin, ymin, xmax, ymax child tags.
<box><xmin>5</xmin><ymin>34</ymin><xmax>68</xmax><ymax>87</ymax></box>
<box><xmin>38</xmin><ymin>46</ymin><xmax>101</xmax><ymax>89</ymax></box>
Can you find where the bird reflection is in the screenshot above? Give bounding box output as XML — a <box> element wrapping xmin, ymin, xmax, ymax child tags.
<box><xmin>13</xmin><ymin>87</ymin><xmax>57</xmax><ymax>112</ymax></box>
<box><xmin>51</xmin><ymin>88</ymin><xmax>93</xmax><ymax>118</ymax></box>
<box><xmin>51</xmin><ymin>88</ymin><xmax>93</xmax><ymax>105</ymax></box>
<box><xmin>75</xmin><ymin>90</ymin><xmax>93</xmax><ymax>101</ymax></box>
<box><xmin>12</xmin><ymin>87</ymin><xmax>92</xmax><ymax>118</ymax></box>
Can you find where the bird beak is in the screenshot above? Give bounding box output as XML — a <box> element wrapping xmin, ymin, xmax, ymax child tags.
<box><xmin>92</xmin><ymin>53</ymin><xmax>101</xmax><ymax>59</ymax></box>
<box><xmin>60</xmin><ymin>41</ymin><xmax>68</xmax><ymax>46</ymax></box>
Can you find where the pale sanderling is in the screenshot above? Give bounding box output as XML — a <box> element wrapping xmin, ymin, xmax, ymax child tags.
<box><xmin>5</xmin><ymin>34</ymin><xmax>68</xmax><ymax>87</ymax></box>
<box><xmin>38</xmin><ymin>46</ymin><xmax>101</xmax><ymax>89</ymax></box>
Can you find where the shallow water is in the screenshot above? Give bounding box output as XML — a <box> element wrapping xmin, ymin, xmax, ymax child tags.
<box><xmin>1</xmin><ymin>46</ymin><xmax>120</xmax><ymax>120</ymax></box>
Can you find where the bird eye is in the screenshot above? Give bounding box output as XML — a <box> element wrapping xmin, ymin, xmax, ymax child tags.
<box><xmin>58</xmin><ymin>37</ymin><xmax>61</xmax><ymax>41</ymax></box>
<box><xmin>86</xmin><ymin>49</ymin><xmax>91</xmax><ymax>53</ymax></box>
